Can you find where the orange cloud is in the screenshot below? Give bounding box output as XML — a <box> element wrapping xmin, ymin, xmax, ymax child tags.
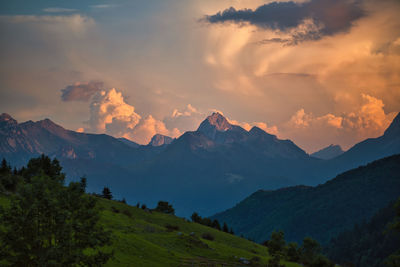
<box><xmin>283</xmin><ymin>94</ymin><xmax>396</xmax><ymax>152</ymax></box>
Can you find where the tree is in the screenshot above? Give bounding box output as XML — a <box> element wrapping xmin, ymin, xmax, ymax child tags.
<box><xmin>286</xmin><ymin>242</ymin><xmax>300</xmax><ymax>262</ymax></box>
<box><xmin>300</xmin><ymin>237</ymin><xmax>321</xmax><ymax>266</ymax></box>
<box><xmin>0</xmin><ymin>157</ymin><xmax>112</xmax><ymax>266</ymax></box>
<box><xmin>267</xmin><ymin>253</ymin><xmax>284</xmax><ymax>267</ymax></box>
<box><xmin>386</xmin><ymin>197</ymin><xmax>400</xmax><ymax>267</ymax></box>
<box><xmin>212</xmin><ymin>219</ymin><xmax>221</xmax><ymax>231</ymax></box>
<box><xmin>102</xmin><ymin>187</ymin><xmax>113</xmax><ymax>200</ymax></box>
<box><xmin>223</xmin><ymin>222</ymin><xmax>229</xmax><ymax>233</ymax></box>
<box><xmin>0</xmin><ymin>159</ymin><xmax>21</xmax><ymax>193</ymax></box>
<box><xmin>0</xmin><ymin>158</ymin><xmax>11</xmax><ymax>174</ymax></box>
<box><xmin>191</xmin><ymin>212</ymin><xmax>201</xmax><ymax>223</ymax></box>
<box><xmin>22</xmin><ymin>154</ymin><xmax>64</xmax><ymax>183</ymax></box>
<box><xmin>154</xmin><ymin>201</ymin><xmax>175</xmax><ymax>215</ymax></box>
<box><xmin>268</xmin><ymin>230</ymin><xmax>286</xmax><ymax>255</ymax></box>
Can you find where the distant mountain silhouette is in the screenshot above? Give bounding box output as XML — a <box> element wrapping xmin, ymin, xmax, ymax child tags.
<box><xmin>311</xmin><ymin>144</ymin><xmax>344</xmax><ymax>160</ymax></box>
<box><xmin>117</xmin><ymin>137</ymin><xmax>140</xmax><ymax>148</ymax></box>
<box><xmin>325</xmin><ymin>112</ymin><xmax>400</xmax><ymax>174</ymax></box>
<box><xmin>1</xmin><ymin>112</ymin><xmax>399</xmax><ymax>216</ymax></box>
<box><xmin>211</xmin><ymin>155</ymin><xmax>400</xmax><ymax>244</ymax></box>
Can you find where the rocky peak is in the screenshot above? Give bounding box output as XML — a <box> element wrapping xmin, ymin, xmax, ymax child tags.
<box><xmin>197</xmin><ymin>112</ymin><xmax>233</xmax><ymax>140</ymax></box>
<box><xmin>149</xmin><ymin>134</ymin><xmax>173</xmax><ymax>146</ymax></box>
<box><xmin>204</xmin><ymin>112</ymin><xmax>232</xmax><ymax>131</ymax></box>
<box><xmin>0</xmin><ymin>113</ymin><xmax>18</xmax><ymax>128</ymax></box>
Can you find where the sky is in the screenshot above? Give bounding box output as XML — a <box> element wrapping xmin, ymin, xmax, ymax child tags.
<box><xmin>0</xmin><ymin>0</ymin><xmax>399</xmax><ymax>152</ymax></box>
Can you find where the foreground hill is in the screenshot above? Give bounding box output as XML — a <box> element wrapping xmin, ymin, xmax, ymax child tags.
<box><xmin>212</xmin><ymin>155</ymin><xmax>400</xmax><ymax>244</ymax></box>
<box><xmin>0</xmin><ymin>195</ymin><xmax>299</xmax><ymax>267</ymax></box>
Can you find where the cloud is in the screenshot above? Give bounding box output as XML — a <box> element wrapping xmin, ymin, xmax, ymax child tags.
<box><xmin>61</xmin><ymin>81</ymin><xmax>103</xmax><ymax>102</ymax></box>
<box><xmin>90</xmin><ymin>4</ymin><xmax>118</xmax><ymax>9</ymax></box>
<box><xmin>84</xmin><ymin>88</ymin><xmax>180</xmax><ymax>144</ymax></box>
<box><xmin>43</xmin><ymin>8</ymin><xmax>77</xmax><ymax>13</ymax></box>
<box><xmin>164</xmin><ymin>104</ymin><xmax>206</xmax><ymax>133</ymax></box>
<box><xmin>126</xmin><ymin>115</ymin><xmax>180</xmax><ymax>144</ymax></box>
<box><xmin>283</xmin><ymin>94</ymin><xmax>396</xmax><ymax>151</ymax></box>
<box><xmin>0</xmin><ymin>14</ymin><xmax>95</xmax><ymax>34</ymax></box>
<box><xmin>204</xmin><ymin>0</ymin><xmax>364</xmax><ymax>42</ymax></box>
<box><xmin>88</xmin><ymin>88</ymin><xmax>141</xmax><ymax>134</ymax></box>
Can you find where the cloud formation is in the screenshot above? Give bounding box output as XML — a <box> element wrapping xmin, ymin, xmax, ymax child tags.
<box><xmin>88</xmin><ymin>88</ymin><xmax>141</xmax><ymax>134</ymax></box>
<box><xmin>78</xmin><ymin>87</ymin><xmax>181</xmax><ymax>144</ymax></box>
<box><xmin>205</xmin><ymin>0</ymin><xmax>364</xmax><ymax>42</ymax></box>
<box><xmin>164</xmin><ymin>104</ymin><xmax>205</xmax><ymax>133</ymax></box>
<box><xmin>283</xmin><ymin>94</ymin><xmax>397</xmax><ymax>151</ymax></box>
<box><xmin>43</xmin><ymin>8</ymin><xmax>77</xmax><ymax>13</ymax></box>
<box><xmin>61</xmin><ymin>81</ymin><xmax>103</xmax><ymax>102</ymax></box>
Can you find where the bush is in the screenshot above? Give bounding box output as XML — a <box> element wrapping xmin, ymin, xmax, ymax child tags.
<box><xmin>154</xmin><ymin>201</ymin><xmax>175</xmax><ymax>215</ymax></box>
<box><xmin>111</xmin><ymin>206</ymin><xmax>120</xmax><ymax>213</ymax></box>
<box><xmin>165</xmin><ymin>224</ymin><xmax>180</xmax><ymax>232</ymax></box>
<box><xmin>201</xmin><ymin>232</ymin><xmax>215</xmax><ymax>241</ymax></box>
<box><xmin>122</xmin><ymin>209</ymin><xmax>132</xmax><ymax>217</ymax></box>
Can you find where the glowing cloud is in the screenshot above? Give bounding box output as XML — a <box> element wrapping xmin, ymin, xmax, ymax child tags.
<box><xmin>283</xmin><ymin>94</ymin><xmax>396</xmax><ymax>151</ymax></box>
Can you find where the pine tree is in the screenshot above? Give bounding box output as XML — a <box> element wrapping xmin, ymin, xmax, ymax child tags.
<box><xmin>223</xmin><ymin>222</ymin><xmax>229</xmax><ymax>233</ymax></box>
<box><xmin>102</xmin><ymin>187</ymin><xmax>113</xmax><ymax>200</ymax></box>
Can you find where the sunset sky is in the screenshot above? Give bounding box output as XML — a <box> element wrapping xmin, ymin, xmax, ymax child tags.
<box><xmin>1</xmin><ymin>0</ymin><xmax>399</xmax><ymax>152</ymax></box>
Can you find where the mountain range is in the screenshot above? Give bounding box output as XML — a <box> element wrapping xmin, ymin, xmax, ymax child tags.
<box><xmin>1</xmin><ymin>111</ymin><xmax>400</xmax><ymax>216</ymax></box>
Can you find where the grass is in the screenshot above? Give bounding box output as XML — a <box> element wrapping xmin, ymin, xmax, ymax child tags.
<box><xmin>0</xmin><ymin>194</ymin><xmax>300</xmax><ymax>266</ymax></box>
<box><xmin>97</xmin><ymin>198</ymin><xmax>300</xmax><ymax>267</ymax></box>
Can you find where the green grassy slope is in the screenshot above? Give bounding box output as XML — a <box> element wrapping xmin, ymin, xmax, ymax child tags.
<box><xmin>97</xmin><ymin>198</ymin><xmax>300</xmax><ymax>267</ymax></box>
<box><xmin>0</xmin><ymin>194</ymin><xmax>300</xmax><ymax>267</ymax></box>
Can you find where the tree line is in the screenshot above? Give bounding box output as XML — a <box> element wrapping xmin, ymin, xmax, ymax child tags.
<box><xmin>191</xmin><ymin>212</ymin><xmax>234</xmax><ymax>234</ymax></box>
<box><xmin>0</xmin><ymin>156</ymin><xmax>112</xmax><ymax>266</ymax></box>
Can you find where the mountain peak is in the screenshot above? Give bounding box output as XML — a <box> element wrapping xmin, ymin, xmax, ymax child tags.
<box><xmin>198</xmin><ymin>112</ymin><xmax>232</xmax><ymax>131</ymax></box>
<box><xmin>0</xmin><ymin>113</ymin><xmax>18</xmax><ymax>127</ymax></box>
<box><xmin>384</xmin><ymin>112</ymin><xmax>400</xmax><ymax>138</ymax></box>
<box><xmin>197</xmin><ymin>112</ymin><xmax>234</xmax><ymax>140</ymax></box>
<box><xmin>148</xmin><ymin>134</ymin><xmax>173</xmax><ymax>146</ymax></box>
<box><xmin>311</xmin><ymin>144</ymin><xmax>344</xmax><ymax>160</ymax></box>
<box><xmin>0</xmin><ymin>113</ymin><xmax>16</xmax><ymax>122</ymax></box>
<box><xmin>37</xmin><ymin>118</ymin><xmax>65</xmax><ymax>131</ymax></box>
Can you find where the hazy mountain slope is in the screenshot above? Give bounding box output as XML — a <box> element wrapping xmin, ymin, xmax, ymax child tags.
<box><xmin>323</xmin><ymin>112</ymin><xmax>400</xmax><ymax>175</ymax></box>
<box><xmin>212</xmin><ymin>155</ymin><xmax>400</xmax><ymax>244</ymax></box>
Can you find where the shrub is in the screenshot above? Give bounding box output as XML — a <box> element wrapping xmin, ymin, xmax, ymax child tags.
<box><xmin>165</xmin><ymin>224</ymin><xmax>180</xmax><ymax>232</ymax></box>
<box><xmin>201</xmin><ymin>232</ymin><xmax>215</xmax><ymax>241</ymax></box>
<box><xmin>111</xmin><ymin>206</ymin><xmax>120</xmax><ymax>213</ymax></box>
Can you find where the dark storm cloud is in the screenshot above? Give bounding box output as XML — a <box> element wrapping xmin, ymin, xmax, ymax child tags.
<box><xmin>61</xmin><ymin>81</ymin><xmax>103</xmax><ymax>102</ymax></box>
<box><xmin>205</xmin><ymin>0</ymin><xmax>365</xmax><ymax>40</ymax></box>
